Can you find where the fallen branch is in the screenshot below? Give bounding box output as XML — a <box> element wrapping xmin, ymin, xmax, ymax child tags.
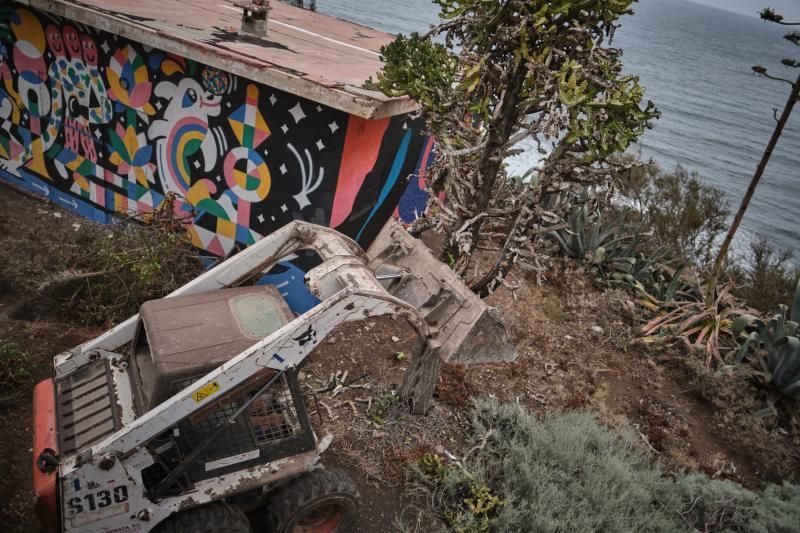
<box><xmin>463</xmin><ymin>428</ymin><xmax>496</xmax><ymax>462</ymax></box>
<box><xmin>37</xmin><ymin>269</ymin><xmax>112</xmax><ymax>292</ymax></box>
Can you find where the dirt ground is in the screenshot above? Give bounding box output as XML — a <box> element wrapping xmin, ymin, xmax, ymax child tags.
<box><xmin>1</xmin><ymin>184</ymin><xmax>798</xmax><ymax>532</ymax></box>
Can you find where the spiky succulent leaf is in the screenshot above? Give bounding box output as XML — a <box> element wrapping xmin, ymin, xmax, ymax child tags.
<box><xmin>735</xmin><ymin>331</ymin><xmax>762</xmax><ymax>364</ymax></box>
<box><xmin>732</xmin><ymin>314</ymin><xmax>762</xmax><ymax>338</ymax></box>
<box><xmin>769</xmin><ymin>336</ymin><xmax>800</xmax><ymax>400</ymax></box>
<box><xmin>662</xmin><ymin>261</ymin><xmax>689</xmax><ymax>302</ymax></box>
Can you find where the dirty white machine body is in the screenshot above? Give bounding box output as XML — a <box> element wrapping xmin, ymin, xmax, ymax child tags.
<box><xmin>32</xmin><ymin>220</ymin><xmax>515</xmax><ymax>532</ymax></box>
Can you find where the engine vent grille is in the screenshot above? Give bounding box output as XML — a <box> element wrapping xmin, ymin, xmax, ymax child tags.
<box><xmin>56</xmin><ymin>360</ymin><xmax>120</xmax><ymax>455</ymax></box>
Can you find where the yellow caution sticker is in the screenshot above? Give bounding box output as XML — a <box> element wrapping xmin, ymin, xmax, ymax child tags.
<box><xmin>191</xmin><ymin>381</ymin><xmax>220</xmax><ymax>403</ymax></box>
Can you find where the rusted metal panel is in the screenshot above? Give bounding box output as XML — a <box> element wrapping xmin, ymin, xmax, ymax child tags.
<box><xmin>136</xmin><ymin>285</ymin><xmax>294</xmax><ymax>410</ymax></box>
<box><xmin>140</xmin><ymin>285</ymin><xmax>293</xmax><ymax>362</ymax></box>
<box><xmin>18</xmin><ymin>0</ymin><xmax>417</xmax><ymax>119</ymax></box>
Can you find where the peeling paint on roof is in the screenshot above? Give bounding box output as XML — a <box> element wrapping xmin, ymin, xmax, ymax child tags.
<box><xmin>22</xmin><ymin>0</ymin><xmax>418</xmax><ymax>119</ymax></box>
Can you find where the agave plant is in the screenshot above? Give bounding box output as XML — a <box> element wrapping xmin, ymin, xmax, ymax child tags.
<box><xmin>613</xmin><ymin>259</ymin><xmax>701</xmax><ymax>309</ymax></box>
<box><xmin>549</xmin><ymin>204</ymin><xmax>643</xmax><ymax>282</ymax></box>
<box><xmin>547</xmin><ymin>205</ymin><xmax>634</xmax><ymax>262</ymax></box>
<box><xmin>733</xmin><ymin>279</ymin><xmax>800</xmax><ymax>401</ymax></box>
<box><xmin>768</xmin><ymin>337</ymin><xmax>800</xmax><ymax>400</ymax></box>
<box><xmin>733</xmin><ymin>305</ymin><xmax>798</xmax><ymax>362</ymax></box>
<box><xmin>634</xmin><ymin>260</ymin><xmax>697</xmax><ymax>310</ymax></box>
<box><xmin>641</xmin><ymin>283</ymin><xmax>748</xmax><ymax>368</ymax></box>
<box><xmin>550</xmin><ymin>204</ymin><xmax>690</xmax><ymax>304</ymax></box>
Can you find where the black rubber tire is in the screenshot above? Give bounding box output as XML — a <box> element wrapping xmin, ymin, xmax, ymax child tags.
<box><xmin>154</xmin><ymin>502</ymin><xmax>251</xmax><ymax>533</ymax></box>
<box><xmin>266</xmin><ymin>469</ymin><xmax>359</xmax><ymax>533</ymax></box>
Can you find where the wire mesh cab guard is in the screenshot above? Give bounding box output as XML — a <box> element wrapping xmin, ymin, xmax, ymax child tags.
<box><xmin>141</xmin><ymin>368</ymin><xmax>314</xmax><ymax>496</ymax></box>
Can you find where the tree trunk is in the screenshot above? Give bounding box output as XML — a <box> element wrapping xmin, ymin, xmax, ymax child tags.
<box><xmin>399</xmin><ymin>341</ymin><xmax>442</xmax><ymax>415</ymax></box>
<box><xmin>470</xmin><ymin>199</ymin><xmax>533</xmax><ymax>297</ymax></box>
<box><xmin>705</xmin><ymin>75</ymin><xmax>799</xmax><ymax>307</ymax></box>
<box><xmin>454</xmin><ymin>59</ymin><xmax>528</xmax><ymax>274</ymax></box>
<box><xmin>471</xmin><ymin>61</ymin><xmax>527</xmax><ymax>218</ymax></box>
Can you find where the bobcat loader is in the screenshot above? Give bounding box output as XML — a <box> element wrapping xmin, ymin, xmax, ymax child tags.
<box><xmin>32</xmin><ymin>220</ymin><xmax>515</xmax><ymax>532</ymax></box>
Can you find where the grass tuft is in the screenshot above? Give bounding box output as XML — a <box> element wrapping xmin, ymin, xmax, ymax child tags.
<box><xmin>0</xmin><ymin>343</ymin><xmax>37</xmax><ymax>390</ymax></box>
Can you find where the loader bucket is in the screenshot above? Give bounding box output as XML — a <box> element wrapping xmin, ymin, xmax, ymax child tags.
<box><xmin>366</xmin><ymin>220</ymin><xmax>517</xmax><ymax>364</ymax></box>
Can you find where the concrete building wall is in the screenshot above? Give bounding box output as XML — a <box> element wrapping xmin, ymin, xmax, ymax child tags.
<box><xmin>0</xmin><ymin>5</ymin><xmax>432</xmax><ymax>254</ymax></box>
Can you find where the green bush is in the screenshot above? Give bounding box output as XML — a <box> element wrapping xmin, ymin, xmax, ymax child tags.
<box><xmin>415</xmin><ymin>454</ymin><xmax>507</xmax><ymax>533</ymax></box>
<box><xmin>666</xmin><ymin>474</ymin><xmax>800</xmax><ymax>532</ymax></box>
<box><xmin>730</xmin><ymin>236</ymin><xmax>799</xmax><ymax>313</ymax></box>
<box><xmin>465</xmin><ymin>401</ymin><xmax>677</xmax><ymax>532</ymax></box>
<box><xmin>618</xmin><ymin>161</ymin><xmax>730</xmax><ymax>266</ymax></box>
<box><xmin>368</xmin><ymin>389</ymin><xmax>401</xmax><ymax>425</ymax></box>
<box><xmin>412</xmin><ymin>400</ymin><xmax>800</xmax><ymax>532</ymax></box>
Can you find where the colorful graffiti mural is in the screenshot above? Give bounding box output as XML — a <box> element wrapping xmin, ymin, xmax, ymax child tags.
<box><xmin>0</xmin><ymin>5</ymin><xmax>429</xmax><ymax>255</ymax></box>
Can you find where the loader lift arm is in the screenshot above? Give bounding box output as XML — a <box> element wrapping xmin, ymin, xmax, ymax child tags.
<box><xmin>39</xmin><ymin>220</ymin><xmax>514</xmax><ymax>533</ymax></box>
<box><xmin>53</xmin><ymin>221</ymin><xmax>404</xmax><ymax>379</ymax></box>
<box><xmin>79</xmin><ymin>287</ymin><xmax>425</xmax><ymax>459</ymax></box>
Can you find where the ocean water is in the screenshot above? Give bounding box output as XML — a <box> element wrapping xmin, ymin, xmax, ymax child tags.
<box><xmin>315</xmin><ymin>0</ymin><xmax>800</xmax><ymax>256</ymax></box>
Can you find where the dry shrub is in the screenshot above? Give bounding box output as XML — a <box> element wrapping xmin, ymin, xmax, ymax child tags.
<box><xmin>0</xmin><ymin>343</ymin><xmax>36</xmax><ymax>390</ymax></box>
<box><xmin>619</xmin><ymin>161</ymin><xmax>730</xmax><ymax>266</ymax></box>
<box><xmin>39</xmin><ymin>204</ymin><xmax>203</xmax><ymax>326</ymax></box>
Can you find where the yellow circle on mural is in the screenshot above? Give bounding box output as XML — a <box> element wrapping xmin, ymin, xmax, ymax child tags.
<box><xmin>223</xmin><ymin>147</ymin><xmax>271</xmax><ymax>202</ymax></box>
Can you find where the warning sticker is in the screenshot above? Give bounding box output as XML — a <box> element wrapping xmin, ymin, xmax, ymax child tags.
<box><xmin>191</xmin><ymin>381</ymin><xmax>220</xmax><ymax>403</ymax></box>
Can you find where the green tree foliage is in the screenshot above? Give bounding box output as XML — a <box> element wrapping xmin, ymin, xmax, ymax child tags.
<box><xmin>370</xmin><ymin>0</ymin><xmax>658</xmax><ymax>295</ymax></box>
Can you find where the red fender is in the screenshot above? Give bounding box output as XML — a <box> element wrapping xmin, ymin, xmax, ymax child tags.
<box><xmin>33</xmin><ymin>378</ymin><xmax>59</xmax><ymax>533</ymax></box>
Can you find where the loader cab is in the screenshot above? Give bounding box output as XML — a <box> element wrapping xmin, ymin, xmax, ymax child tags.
<box><xmin>130</xmin><ymin>285</ymin><xmax>294</xmax><ymax>412</ymax></box>
<box><xmin>128</xmin><ymin>286</ymin><xmax>317</xmax><ymax>495</ymax></box>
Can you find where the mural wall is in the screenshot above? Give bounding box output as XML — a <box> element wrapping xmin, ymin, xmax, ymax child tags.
<box><xmin>0</xmin><ymin>5</ymin><xmax>430</xmax><ymax>255</ymax></box>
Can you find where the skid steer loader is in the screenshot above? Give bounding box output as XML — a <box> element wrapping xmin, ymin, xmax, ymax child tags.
<box><xmin>32</xmin><ymin>220</ymin><xmax>515</xmax><ymax>532</ymax></box>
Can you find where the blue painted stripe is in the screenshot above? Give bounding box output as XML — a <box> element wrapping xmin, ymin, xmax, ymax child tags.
<box><xmin>355</xmin><ymin>128</ymin><xmax>412</xmax><ymax>242</ymax></box>
<box><xmin>0</xmin><ymin>168</ymin><xmax>109</xmax><ymax>223</ymax></box>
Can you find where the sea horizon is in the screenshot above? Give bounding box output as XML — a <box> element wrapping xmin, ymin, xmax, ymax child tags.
<box><xmin>316</xmin><ymin>0</ymin><xmax>800</xmax><ymax>261</ymax></box>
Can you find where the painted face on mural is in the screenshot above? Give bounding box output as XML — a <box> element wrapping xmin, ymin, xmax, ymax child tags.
<box><xmin>80</xmin><ymin>35</ymin><xmax>98</xmax><ymax>67</ymax></box>
<box><xmin>183</xmin><ymin>85</ymin><xmax>221</xmax><ymax>110</ymax></box>
<box><xmin>158</xmin><ymin>78</ymin><xmax>221</xmax><ymax>115</ymax></box>
<box><xmin>45</xmin><ymin>25</ymin><xmax>65</xmax><ymax>57</ymax></box>
<box><xmin>62</xmin><ymin>26</ymin><xmax>81</xmax><ymax>60</ymax></box>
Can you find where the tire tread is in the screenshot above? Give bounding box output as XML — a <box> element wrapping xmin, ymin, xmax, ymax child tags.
<box><xmin>266</xmin><ymin>469</ymin><xmax>359</xmax><ymax>533</ymax></box>
<box><xmin>155</xmin><ymin>501</ymin><xmax>250</xmax><ymax>533</ymax></box>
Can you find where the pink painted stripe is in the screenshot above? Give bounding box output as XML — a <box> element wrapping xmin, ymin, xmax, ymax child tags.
<box><xmin>329</xmin><ymin>116</ymin><xmax>389</xmax><ymax>229</ymax></box>
<box><xmin>237</xmin><ymin>198</ymin><xmax>250</xmax><ymax>227</ymax></box>
<box><xmin>417</xmin><ymin>136</ymin><xmax>434</xmax><ymax>189</ymax></box>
